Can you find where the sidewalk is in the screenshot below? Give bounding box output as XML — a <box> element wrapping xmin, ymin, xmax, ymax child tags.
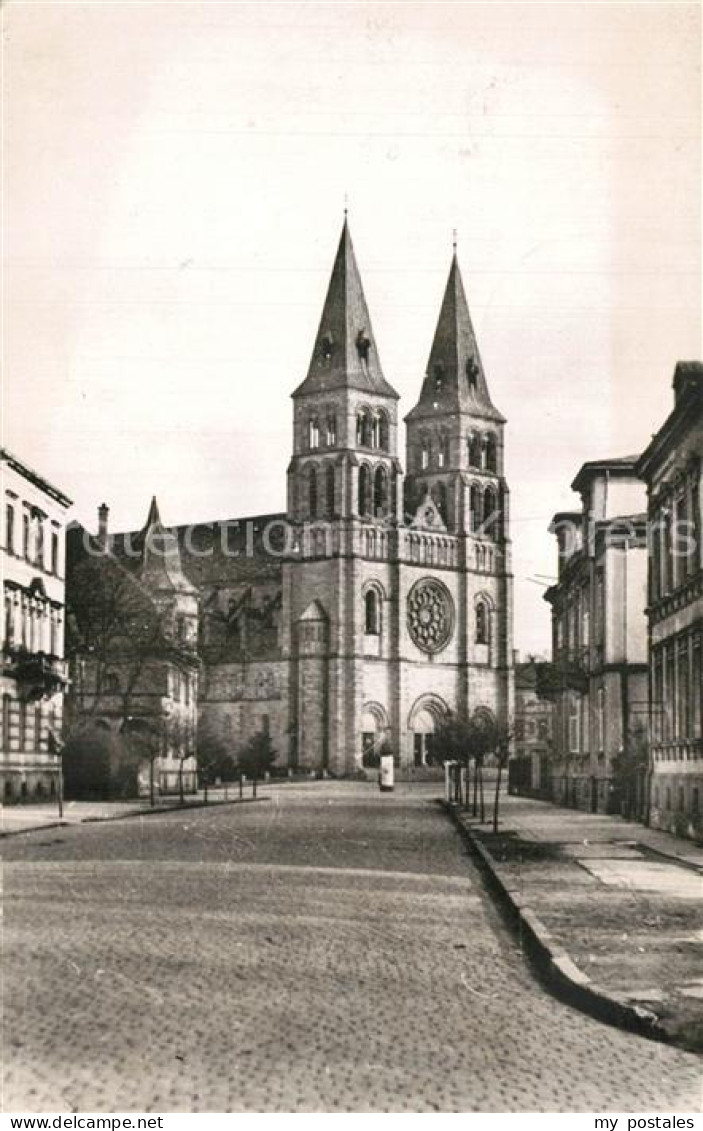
<box><xmin>0</xmin><ymin>785</ymin><xmax>263</xmax><ymax>837</ymax></box>
<box><xmin>448</xmin><ymin>791</ymin><xmax>703</xmax><ymax>1052</ymax></box>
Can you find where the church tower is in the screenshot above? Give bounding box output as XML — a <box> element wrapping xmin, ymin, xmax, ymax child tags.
<box><xmin>287</xmin><ymin>218</ymin><xmax>401</xmax><ymax>524</ymax></box>
<box><xmin>402</xmin><ymin>251</ymin><xmax>514</xmax><ymax>735</ymax></box>
<box><xmin>282</xmin><ymin>219</ymin><xmax>401</xmax><ymax>774</ymax></box>
<box><xmin>405</xmin><ymin>251</ymin><xmax>507</xmax><ymax>538</ymax></box>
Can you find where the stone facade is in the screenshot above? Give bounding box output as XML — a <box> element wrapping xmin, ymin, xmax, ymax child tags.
<box><xmin>1</xmin><ymin>449</ymin><xmax>72</xmax><ymax>801</ymax></box>
<box><xmin>68</xmin><ymin>221</ymin><xmax>514</xmax><ymax>778</ymax></box>
<box><xmin>636</xmin><ymin>363</ymin><xmax>703</xmax><ymax>840</ymax></box>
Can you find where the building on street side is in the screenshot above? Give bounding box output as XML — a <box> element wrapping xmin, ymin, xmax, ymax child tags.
<box><xmin>508</xmin><ymin>657</ymin><xmax>554</xmax><ymax>798</ymax></box>
<box><xmin>636</xmin><ymin>362</ymin><xmax>702</xmax><ymax>841</ymax></box>
<box><xmin>65</xmin><ymin>498</ymin><xmax>200</xmax><ymax>798</ymax></box>
<box><xmin>1</xmin><ymin>449</ymin><xmax>72</xmax><ymax>801</ymax></box>
<box><xmin>543</xmin><ymin>458</ymin><xmax>649</xmax><ymax>814</ymax></box>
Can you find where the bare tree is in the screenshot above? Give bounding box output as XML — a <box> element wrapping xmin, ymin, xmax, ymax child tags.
<box><xmin>492</xmin><ymin>723</ymin><xmax>513</xmax><ymax>832</ymax></box>
<box><xmin>65</xmin><ymin>550</ymin><xmax>198</xmax><ymax>801</ymax></box>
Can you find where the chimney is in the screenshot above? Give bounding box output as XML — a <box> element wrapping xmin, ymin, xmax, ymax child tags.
<box><xmin>673</xmin><ymin>361</ymin><xmax>703</xmax><ymax>403</ymax></box>
<box><xmin>97</xmin><ymin>503</ymin><xmax>109</xmax><ymax>545</ymax></box>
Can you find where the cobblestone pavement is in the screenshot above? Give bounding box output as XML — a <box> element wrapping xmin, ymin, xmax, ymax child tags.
<box><xmin>2</xmin><ymin>782</ymin><xmax>701</xmax><ymax>1113</ymax></box>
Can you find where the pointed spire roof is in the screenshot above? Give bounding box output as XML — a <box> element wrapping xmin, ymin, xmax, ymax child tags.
<box><xmin>406</xmin><ymin>254</ymin><xmax>504</xmax><ymax>423</ymax></box>
<box><xmin>293</xmin><ymin>219</ymin><xmax>399</xmax><ymax>400</ymax></box>
<box><xmin>140</xmin><ymin>496</ymin><xmax>196</xmax><ymax>595</ymax></box>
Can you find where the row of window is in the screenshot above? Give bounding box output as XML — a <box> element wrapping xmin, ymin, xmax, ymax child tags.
<box><xmin>651</xmin><ymin>629</ymin><xmax>702</xmax><ymax>745</ymax></box>
<box><xmin>362</xmin><ymin>586</ymin><xmax>492</xmax><ymax>644</ymax></box>
<box><xmin>409</xmin><ymin>481</ymin><xmax>502</xmax><ymax>537</ymax></box>
<box><xmin>564</xmin><ymin>688</ymin><xmax>607</xmax><ymax>756</ymax></box>
<box><xmin>5</xmin><ymin>502</ymin><xmax>60</xmax><ymax>574</ymax></box>
<box><xmin>303</xmin><ymin>471</ymin><xmax>503</xmax><ymax>534</ymax></box>
<box><xmin>306</xmin><ymin>409</ymin><xmax>391</xmax><ymax>452</ymax></box>
<box><xmin>417</xmin><ymin>432</ymin><xmax>498</xmax><ymax>473</ymax></box>
<box><xmin>4</xmin><ymin>588</ymin><xmax>63</xmax><ymax>656</ymax></box>
<box><xmin>514</xmin><ymin>717</ymin><xmax>552</xmax><ymax>741</ymax></box>
<box><xmin>304</xmin><ymin>462</ymin><xmax>395</xmax><ymax>520</ymax></box>
<box><xmin>554</xmin><ymin>572</ymin><xmax>605</xmax><ymax>659</ymax></box>
<box><xmin>100</xmin><ymin>667</ymin><xmax>196</xmax><ymax>708</ymax></box>
<box><xmin>649</xmin><ymin>475</ymin><xmax>701</xmax><ymax>602</ymax></box>
<box><xmin>1</xmin><ymin>695</ymin><xmax>58</xmax><ymax>752</ymax></box>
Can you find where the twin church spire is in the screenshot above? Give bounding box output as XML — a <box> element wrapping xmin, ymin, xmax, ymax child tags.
<box><xmin>295</xmin><ymin>217</ymin><xmax>503</xmax><ymax>426</ymax></box>
<box><xmin>407</xmin><ymin>252</ymin><xmax>504</xmax><ymax>424</ymax></box>
<box><xmin>294</xmin><ymin>219</ymin><xmax>399</xmax><ymax>401</ymax></box>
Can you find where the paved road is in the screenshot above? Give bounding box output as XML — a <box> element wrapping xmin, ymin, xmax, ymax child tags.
<box><xmin>2</xmin><ymin>783</ymin><xmax>701</xmax><ymax>1113</ymax></box>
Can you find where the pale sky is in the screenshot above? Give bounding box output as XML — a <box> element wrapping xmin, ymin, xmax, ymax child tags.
<box><xmin>4</xmin><ymin>1</ymin><xmax>701</xmax><ymax>654</ymax></box>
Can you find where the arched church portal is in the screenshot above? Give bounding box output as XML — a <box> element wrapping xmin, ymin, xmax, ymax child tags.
<box><xmin>408</xmin><ymin>694</ymin><xmax>450</xmax><ymax>767</ymax></box>
<box><xmin>360</xmin><ymin>702</ymin><xmax>389</xmax><ymax>766</ymax></box>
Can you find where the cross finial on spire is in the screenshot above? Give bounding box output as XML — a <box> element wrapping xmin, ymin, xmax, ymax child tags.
<box><xmin>452</xmin><ymin>228</ymin><xmax>458</xmax><ymax>254</ymax></box>
<box><xmin>344</xmin><ymin>192</ymin><xmax>349</xmax><ymax>220</ymax></box>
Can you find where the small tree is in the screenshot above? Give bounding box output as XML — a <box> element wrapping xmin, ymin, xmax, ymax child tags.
<box><xmin>197</xmin><ymin>717</ymin><xmax>237</xmax><ymax>803</ymax></box>
<box><xmin>427</xmin><ymin>714</ymin><xmax>496</xmax><ymax>812</ymax></box>
<box><xmin>237</xmin><ymin>730</ymin><xmax>277</xmax><ymax>788</ymax></box>
<box><xmin>169</xmin><ymin>718</ymin><xmax>193</xmax><ymax>806</ymax></box>
<box><xmin>492</xmin><ymin>722</ymin><xmax>513</xmax><ymax>832</ymax></box>
<box><xmin>121</xmin><ymin>717</ymin><xmax>162</xmax><ymax>807</ymax></box>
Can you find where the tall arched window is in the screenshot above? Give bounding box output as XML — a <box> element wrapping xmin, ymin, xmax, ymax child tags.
<box><xmin>483</xmin><ymin>486</ymin><xmax>498</xmax><ymax>539</ymax></box>
<box><xmin>364</xmin><ymin>590</ymin><xmax>380</xmax><ymax>635</ymax></box>
<box><xmin>308</xmin><ymin>417</ymin><xmax>320</xmax><ymax>450</ymax></box>
<box><xmin>373</xmin><ymin>466</ymin><xmax>389</xmax><ymax>517</ymax></box>
<box><xmin>435</xmin><ymin>482</ymin><xmax>448</xmax><ymax>524</ymax></box>
<box><xmin>421</xmin><ymin>435</ymin><xmax>431</xmax><ymax>471</ymax></box>
<box><xmin>377</xmin><ymin>411</ymin><xmax>389</xmax><ymax>451</ymax></box>
<box><xmin>438</xmin><ymin>432</ymin><xmax>450</xmax><ymax>469</ymax></box>
<box><xmin>468</xmin><ymin>433</ymin><xmax>481</xmax><ymax>468</ymax></box>
<box><xmin>2</xmin><ymin>694</ymin><xmax>11</xmax><ymax>751</ymax></box>
<box><xmin>358</xmin><ymin>465</ymin><xmax>371</xmax><ymax>517</ymax></box>
<box><xmin>326</xmin><ymin>415</ymin><xmax>337</xmax><ymax>447</ymax></box>
<box><xmin>485</xmin><ymin>434</ymin><xmax>497</xmax><ymax>473</ymax></box>
<box><xmin>308</xmin><ymin>466</ymin><xmax>319</xmax><ymax>518</ymax></box>
<box><xmin>356</xmin><ymin>410</ymin><xmax>372</xmax><ymax>448</ymax></box>
<box><xmin>325</xmin><ymin>464</ymin><xmax>336</xmax><ymax>516</ymax></box>
<box><xmin>475</xmin><ymin>602</ymin><xmax>489</xmax><ymax>644</ymax></box>
<box><xmin>469</xmin><ymin>485</ymin><xmax>481</xmax><ymax>533</ymax></box>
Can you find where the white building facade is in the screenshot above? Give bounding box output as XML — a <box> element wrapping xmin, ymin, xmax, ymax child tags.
<box><xmin>1</xmin><ymin>449</ymin><xmax>72</xmax><ymax>801</ymax></box>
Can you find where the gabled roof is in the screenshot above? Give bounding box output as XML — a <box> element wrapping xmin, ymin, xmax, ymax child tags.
<box><xmin>1</xmin><ymin>447</ymin><xmax>73</xmax><ymax>508</ymax></box>
<box><xmin>298</xmin><ymin>598</ymin><xmax>328</xmax><ymax>622</ymax></box>
<box><xmin>140</xmin><ymin>496</ymin><xmax>197</xmax><ymax>596</ymax></box>
<box><xmin>406</xmin><ymin>254</ymin><xmax>504</xmax><ymax>423</ymax></box>
<box><xmin>293</xmin><ymin>219</ymin><xmax>399</xmax><ymax>401</ymax></box>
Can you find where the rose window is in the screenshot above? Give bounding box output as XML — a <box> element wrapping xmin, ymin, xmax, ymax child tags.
<box><xmin>407</xmin><ymin>579</ymin><xmax>454</xmax><ymax>654</ymax></box>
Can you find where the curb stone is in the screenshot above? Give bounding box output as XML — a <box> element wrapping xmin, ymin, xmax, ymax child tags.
<box><xmin>0</xmin><ymin>820</ymin><xmax>69</xmax><ymax>840</ymax></box>
<box><xmin>0</xmin><ymin>795</ymin><xmax>270</xmax><ymax>838</ymax></box>
<box><xmin>442</xmin><ymin>800</ymin><xmax>668</xmax><ymax>1045</ymax></box>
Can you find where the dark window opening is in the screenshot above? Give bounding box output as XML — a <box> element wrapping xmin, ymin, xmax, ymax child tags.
<box><xmin>308</xmin><ymin>468</ymin><xmax>318</xmax><ymax>519</ymax></box>
<box><xmin>373</xmin><ymin>466</ymin><xmax>389</xmax><ymax>517</ymax></box>
<box><xmin>364</xmin><ymin>590</ymin><xmax>380</xmax><ymax>635</ymax></box>
<box><xmin>6</xmin><ymin>504</ymin><xmax>14</xmax><ymax>554</ymax></box>
<box><xmin>325</xmin><ymin>464</ymin><xmax>335</xmax><ymax>515</ymax></box>
<box><xmin>476</xmin><ymin>603</ymin><xmax>489</xmax><ymax>645</ymax></box>
<box><xmin>358</xmin><ymin>465</ymin><xmax>371</xmax><ymax>517</ymax></box>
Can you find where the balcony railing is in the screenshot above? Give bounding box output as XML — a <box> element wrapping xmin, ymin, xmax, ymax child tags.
<box><xmin>535</xmin><ymin>657</ymin><xmax>589</xmax><ymax>701</ymax></box>
<box><xmin>2</xmin><ymin>647</ymin><xmax>68</xmax><ymax>700</ymax></box>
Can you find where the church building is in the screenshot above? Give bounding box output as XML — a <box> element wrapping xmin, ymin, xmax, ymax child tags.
<box><xmin>69</xmin><ymin>220</ymin><xmax>514</xmax><ymax>781</ymax></box>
